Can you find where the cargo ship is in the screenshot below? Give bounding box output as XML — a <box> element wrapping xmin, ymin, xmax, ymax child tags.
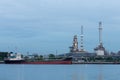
<box><xmin>4</xmin><ymin>53</ymin><xmax>72</xmax><ymax>64</ymax></box>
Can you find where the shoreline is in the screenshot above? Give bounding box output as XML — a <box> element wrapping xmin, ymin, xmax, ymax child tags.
<box><xmin>2</xmin><ymin>61</ymin><xmax>120</xmax><ymax>64</ymax></box>
<box><xmin>72</xmin><ymin>62</ymin><xmax>120</xmax><ymax>64</ymax></box>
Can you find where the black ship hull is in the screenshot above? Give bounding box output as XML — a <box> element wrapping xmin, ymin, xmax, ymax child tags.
<box><xmin>4</xmin><ymin>60</ymin><xmax>25</xmax><ymax>64</ymax></box>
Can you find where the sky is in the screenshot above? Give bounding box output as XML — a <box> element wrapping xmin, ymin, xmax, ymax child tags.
<box><xmin>0</xmin><ymin>0</ymin><xmax>120</xmax><ymax>54</ymax></box>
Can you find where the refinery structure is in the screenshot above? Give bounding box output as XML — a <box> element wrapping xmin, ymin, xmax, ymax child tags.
<box><xmin>64</xmin><ymin>22</ymin><xmax>110</xmax><ymax>63</ymax></box>
<box><xmin>68</xmin><ymin>22</ymin><xmax>106</xmax><ymax>55</ymax></box>
<box><xmin>94</xmin><ymin>22</ymin><xmax>106</xmax><ymax>56</ymax></box>
<box><xmin>69</xmin><ymin>26</ymin><xmax>86</xmax><ymax>53</ymax></box>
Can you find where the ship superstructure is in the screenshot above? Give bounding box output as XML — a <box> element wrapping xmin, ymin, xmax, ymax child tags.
<box><xmin>4</xmin><ymin>53</ymin><xmax>24</xmax><ymax>64</ymax></box>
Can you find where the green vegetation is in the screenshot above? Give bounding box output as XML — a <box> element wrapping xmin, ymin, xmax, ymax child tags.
<box><xmin>34</xmin><ymin>55</ymin><xmax>44</xmax><ymax>61</ymax></box>
<box><xmin>0</xmin><ymin>52</ymin><xmax>9</xmax><ymax>61</ymax></box>
<box><xmin>48</xmin><ymin>54</ymin><xmax>55</xmax><ymax>60</ymax></box>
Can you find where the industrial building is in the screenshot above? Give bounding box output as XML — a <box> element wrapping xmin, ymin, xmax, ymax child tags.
<box><xmin>65</xmin><ymin>22</ymin><xmax>109</xmax><ymax>63</ymax></box>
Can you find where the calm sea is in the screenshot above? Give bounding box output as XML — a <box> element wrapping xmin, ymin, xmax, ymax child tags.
<box><xmin>0</xmin><ymin>64</ymin><xmax>120</xmax><ymax>80</ymax></box>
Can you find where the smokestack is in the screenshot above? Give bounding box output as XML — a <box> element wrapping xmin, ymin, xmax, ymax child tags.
<box><xmin>99</xmin><ymin>22</ymin><xmax>102</xmax><ymax>45</ymax></box>
<box><xmin>94</xmin><ymin>22</ymin><xmax>106</xmax><ymax>56</ymax></box>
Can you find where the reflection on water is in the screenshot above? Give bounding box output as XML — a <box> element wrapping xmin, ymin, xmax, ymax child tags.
<box><xmin>71</xmin><ymin>65</ymin><xmax>104</xmax><ymax>80</ymax></box>
<box><xmin>98</xmin><ymin>72</ymin><xmax>103</xmax><ymax>80</ymax></box>
<box><xmin>17</xmin><ymin>65</ymin><xmax>24</xmax><ymax>80</ymax></box>
<box><xmin>72</xmin><ymin>73</ymin><xmax>79</xmax><ymax>80</ymax></box>
<box><xmin>71</xmin><ymin>65</ymin><xmax>86</xmax><ymax>80</ymax></box>
<box><xmin>80</xmin><ymin>73</ymin><xmax>84</xmax><ymax>80</ymax></box>
<box><xmin>97</xmin><ymin>65</ymin><xmax>103</xmax><ymax>80</ymax></box>
<box><xmin>1</xmin><ymin>64</ymin><xmax>120</xmax><ymax>80</ymax></box>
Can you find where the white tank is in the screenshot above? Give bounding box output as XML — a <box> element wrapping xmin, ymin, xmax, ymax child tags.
<box><xmin>96</xmin><ymin>49</ymin><xmax>104</xmax><ymax>56</ymax></box>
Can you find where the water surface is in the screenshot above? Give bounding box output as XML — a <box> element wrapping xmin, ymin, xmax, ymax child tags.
<box><xmin>0</xmin><ymin>64</ymin><xmax>120</xmax><ymax>80</ymax></box>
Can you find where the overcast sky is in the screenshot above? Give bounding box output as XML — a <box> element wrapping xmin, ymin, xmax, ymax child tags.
<box><xmin>0</xmin><ymin>0</ymin><xmax>120</xmax><ymax>54</ymax></box>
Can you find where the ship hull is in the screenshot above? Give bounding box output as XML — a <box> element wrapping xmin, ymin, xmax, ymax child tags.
<box><xmin>4</xmin><ymin>57</ymin><xmax>72</xmax><ymax>64</ymax></box>
<box><xmin>4</xmin><ymin>60</ymin><xmax>72</xmax><ymax>64</ymax></box>
<box><xmin>4</xmin><ymin>60</ymin><xmax>25</xmax><ymax>64</ymax></box>
<box><xmin>22</xmin><ymin>61</ymin><xmax>72</xmax><ymax>64</ymax></box>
